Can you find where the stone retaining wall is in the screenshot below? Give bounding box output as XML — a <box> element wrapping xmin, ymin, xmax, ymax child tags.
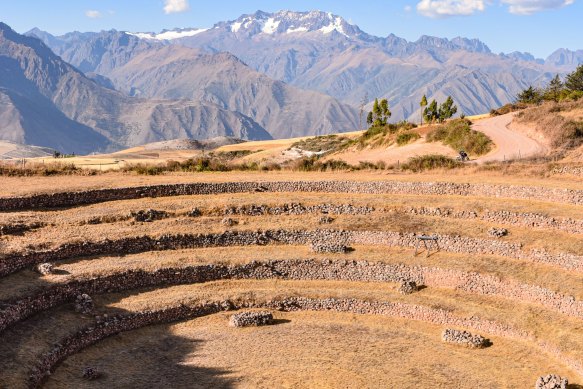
<box><xmin>552</xmin><ymin>166</ymin><xmax>583</xmax><ymax>177</ymax></box>
<box><xmin>0</xmin><ymin>222</ymin><xmax>44</xmax><ymax>236</ymax></box>
<box><xmin>224</xmin><ymin>203</ymin><xmax>374</xmax><ymax>216</ymax></box>
<box><xmin>406</xmin><ymin>207</ymin><xmax>583</xmax><ymax>235</ymax></box>
<box><xmin>28</xmin><ymin>297</ymin><xmax>582</xmax><ymax>388</ymax></box>
<box><xmin>1</xmin><ymin>229</ymin><xmax>581</xmax><ymax>278</ymax></box>
<box><xmin>1</xmin><ymin>180</ymin><xmax>581</xmax><ymax>211</ymax></box>
<box><xmin>3</xmin><ymin>259</ymin><xmax>582</xmax><ymax>334</ymax></box>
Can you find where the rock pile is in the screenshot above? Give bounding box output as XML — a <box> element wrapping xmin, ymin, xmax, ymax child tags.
<box><xmin>488</xmin><ymin>227</ymin><xmax>508</xmax><ymax>238</ymax></box>
<box><xmin>442</xmin><ymin>328</ymin><xmax>488</xmax><ymax>348</ymax></box>
<box><xmin>82</xmin><ymin>366</ymin><xmax>100</xmax><ymax>380</ymax></box>
<box><xmin>535</xmin><ymin>374</ymin><xmax>568</xmax><ymax>389</ymax></box>
<box><xmin>310</xmin><ymin>242</ymin><xmax>350</xmax><ymax>253</ymax></box>
<box><xmin>74</xmin><ymin>294</ymin><xmax>94</xmax><ymax>314</ymax></box>
<box><xmin>221</xmin><ymin>217</ymin><xmax>237</xmax><ymax>227</ymax></box>
<box><xmin>398</xmin><ymin>280</ymin><xmax>419</xmax><ymax>295</ymax></box>
<box><xmin>318</xmin><ymin>216</ymin><xmax>334</xmax><ymax>224</ymax></box>
<box><xmin>131</xmin><ymin>209</ymin><xmax>168</xmax><ymax>222</ymax></box>
<box><xmin>35</xmin><ymin>263</ymin><xmax>53</xmax><ymax>275</ymax></box>
<box><xmin>187</xmin><ymin>208</ymin><xmax>201</xmax><ymax>217</ymax></box>
<box><xmin>229</xmin><ymin>311</ymin><xmax>273</xmax><ymax>327</ymax></box>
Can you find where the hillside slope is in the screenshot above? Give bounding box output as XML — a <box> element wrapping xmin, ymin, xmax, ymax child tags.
<box><xmin>28</xmin><ymin>29</ymin><xmax>360</xmax><ymax>139</ymax></box>
<box><xmin>0</xmin><ymin>23</ymin><xmax>270</xmax><ymax>153</ymax></box>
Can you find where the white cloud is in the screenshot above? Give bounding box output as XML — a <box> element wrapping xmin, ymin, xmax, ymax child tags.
<box><xmin>85</xmin><ymin>10</ymin><xmax>103</xmax><ymax>19</ymax></box>
<box><xmin>163</xmin><ymin>0</ymin><xmax>190</xmax><ymax>14</ymax></box>
<box><xmin>404</xmin><ymin>5</ymin><xmax>413</xmax><ymax>11</ymax></box>
<box><xmin>500</xmin><ymin>0</ymin><xmax>574</xmax><ymax>14</ymax></box>
<box><xmin>416</xmin><ymin>0</ymin><xmax>486</xmax><ymax>17</ymax></box>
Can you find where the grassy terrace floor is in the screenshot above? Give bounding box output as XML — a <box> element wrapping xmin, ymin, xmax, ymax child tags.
<box><xmin>1</xmin><ymin>281</ymin><xmax>580</xmax><ymax>388</ymax></box>
<box><xmin>1</xmin><ymin>170</ymin><xmax>583</xmax><ymax>197</ymax></box>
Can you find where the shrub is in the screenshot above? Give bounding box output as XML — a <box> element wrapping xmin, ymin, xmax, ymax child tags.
<box><xmin>427</xmin><ymin>119</ymin><xmax>493</xmax><ymax>155</ymax></box>
<box><xmin>401</xmin><ymin>154</ymin><xmax>462</xmax><ymax>172</ymax></box>
<box><xmin>396</xmin><ymin>131</ymin><xmax>421</xmax><ymax>146</ymax></box>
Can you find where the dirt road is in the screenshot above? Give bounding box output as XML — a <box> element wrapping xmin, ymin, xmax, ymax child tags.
<box><xmin>473</xmin><ymin>113</ymin><xmax>547</xmax><ymax>163</ymax></box>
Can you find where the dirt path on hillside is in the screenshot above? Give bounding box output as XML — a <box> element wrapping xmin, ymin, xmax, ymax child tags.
<box><xmin>473</xmin><ymin>113</ymin><xmax>547</xmax><ymax>163</ymax></box>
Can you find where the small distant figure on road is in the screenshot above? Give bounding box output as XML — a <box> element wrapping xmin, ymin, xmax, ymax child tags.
<box><xmin>457</xmin><ymin>149</ymin><xmax>469</xmax><ymax>162</ymax></box>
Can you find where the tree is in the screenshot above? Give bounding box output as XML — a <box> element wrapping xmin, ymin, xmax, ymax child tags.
<box><xmin>438</xmin><ymin>96</ymin><xmax>458</xmax><ymax>122</ymax></box>
<box><xmin>423</xmin><ymin>99</ymin><xmax>439</xmax><ymax>124</ymax></box>
<box><xmin>366</xmin><ymin>111</ymin><xmax>373</xmax><ymax>126</ymax></box>
<box><xmin>516</xmin><ymin>86</ymin><xmax>543</xmax><ymax>104</ymax></box>
<box><xmin>545</xmin><ymin>74</ymin><xmax>564</xmax><ymax>102</ymax></box>
<box><xmin>420</xmin><ymin>95</ymin><xmax>428</xmax><ymax>125</ymax></box>
<box><xmin>369</xmin><ymin>98</ymin><xmax>391</xmax><ymax>127</ymax></box>
<box><xmin>566</xmin><ymin>64</ymin><xmax>583</xmax><ymax>92</ymax></box>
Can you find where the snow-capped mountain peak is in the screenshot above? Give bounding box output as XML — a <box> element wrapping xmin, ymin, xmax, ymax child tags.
<box><xmin>222</xmin><ymin>10</ymin><xmax>364</xmax><ymax>38</ymax></box>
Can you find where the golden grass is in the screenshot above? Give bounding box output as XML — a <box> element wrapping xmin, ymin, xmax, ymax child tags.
<box><xmin>33</xmin><ymin>279</ymin><xmax>581</xmax><ymax>388</ymax></box>
<box><xmin>1</xmin><ymin>169</ymin><xmax>583</xmax><ymax>197</ymax></box>
<box><xmin>45</xmin><ymin>311</ymin><xmax>572</xmax><ymax>389</ymax></box>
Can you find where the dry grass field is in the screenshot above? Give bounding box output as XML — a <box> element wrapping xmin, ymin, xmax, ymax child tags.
<box><xmin>1</xmin><ymin>170</ymin><xmax>582</xmax><ymax>388</ymax></box>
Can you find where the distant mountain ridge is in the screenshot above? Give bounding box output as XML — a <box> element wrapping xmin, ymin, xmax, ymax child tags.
<box><xmin>26</xmin><ymin>25</ymin><xmax>361</xmax><ymax>140</ymax></box>
<box><xmin>87</xmin><ymin>9</ymin><xmax>578</xmax><ymax>120</ymax></box>
<box><xmin>0</xmin><ymin>22</ymin><xmax>272</xmax><ymax>153</ymax></box>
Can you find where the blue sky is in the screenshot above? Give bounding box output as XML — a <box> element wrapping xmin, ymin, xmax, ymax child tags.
<box><xmin>1</xmin><ymin>0</ymin><xmax>580</xmax><ymax>58</ymax></box>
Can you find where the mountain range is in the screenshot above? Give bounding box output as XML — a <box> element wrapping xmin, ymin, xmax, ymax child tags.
<box><xmin>0</xmin><ymin>10</ymin><xmax>581</xmax><ymax>153</ymax></box>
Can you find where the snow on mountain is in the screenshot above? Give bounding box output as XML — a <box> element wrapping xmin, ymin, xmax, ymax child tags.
<box><xmin>127</xmin><ymin>28</ymin><xmax>208</xmax><ymax>41</ymax></box>
<box><xmin>219</xmin><ymin>10</ymin><xmax>364</xmax><ymax>38</ymax></box>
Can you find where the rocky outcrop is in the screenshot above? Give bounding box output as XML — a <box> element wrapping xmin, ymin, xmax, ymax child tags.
<box><xmin>1</xmin><ymin>180</ymin><xmax>581</xmax><ymax>211</ymax></box>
